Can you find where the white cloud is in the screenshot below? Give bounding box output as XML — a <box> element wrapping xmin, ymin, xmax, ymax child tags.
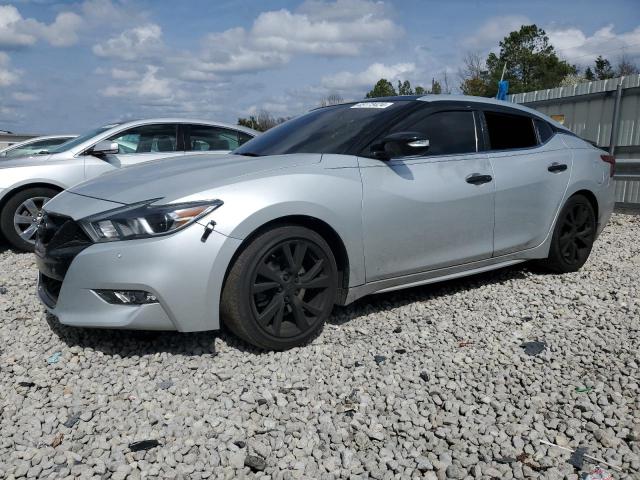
<box><xmin>110</xmin><ymin>68</ymin><xmax>140</xmax><ymax>80</ymax></box>
<box><xmin>462</xmin><ymin>15</ymin><xmax>531</xmax><ymax>51</ymax></box>
<box><xmin>0</xmin><ymin>5</ymin><xmax>36</xmax><ymax>48</ymax></box>
<box><xmin>102</xmin><ymin>65</ymin><xmax>172</xmax><ymax>99</ymax></box>
<box><xmin>297</xmin><ymin>0</ymin><xmax>389</xmax><ymax>22</ymax></box>
<box><xmin>0</xmin><ymin>5</ymin><xmax>82</xmax><ymax>49</ymax></box>
<box><xmin>93</xmin><ymin>24</ymin><xmax>163</xmax><ymax>61</ymax></box>
<box><xmin>322</xmin><ymin>62</ymin><xmax>416</xmax><ymax>90</ymax></box>
<box><xmin>197</xmin><ymin>27</ymin><xmax>290</xmax><ymax>74</ymax></box>
<box><xmin>547</xmin><ymin>24</ymin><xmax>640</xmax><ymax>65</ymax></box>
<box><xmin>0</xmin><ymin>52</ymin><xmax>20</xmax><ymax>87</ymax></box>
<box><xmin>190</xmin><ymin>0</ymin><xmax>402</xmax><ymax>74</ymax></box>
<box><xmin>251</xmin><ymin>5</ymin><xmax>400</xmax><ymax>56</ymax></box>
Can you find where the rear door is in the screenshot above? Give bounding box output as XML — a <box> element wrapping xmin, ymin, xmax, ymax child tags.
<box><xmin>185</xmin><ymin>124</ymin><xmax>254</xmax><ymax>155</ymax></box>
<box><xmin>483</xmin><ymin>110</ymin><xmax>572</xmax><ymax>256</ymax></box>
<box><xmin>359</xmin><ymin>107</ymin><xmax>495</xmax><ymax>281</ymax></box>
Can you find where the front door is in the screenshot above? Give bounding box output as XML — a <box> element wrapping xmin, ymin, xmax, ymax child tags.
<box><xmin>359</xmin><ymin>109</ymin><xmax>495</xmax><ymax>282</ymax></box>
<box><xmin>83</xmin><ymin>123</ymin><xmax>184</xmax><ymax>180</ymax></box>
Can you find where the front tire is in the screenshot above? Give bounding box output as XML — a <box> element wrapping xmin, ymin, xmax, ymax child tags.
<box><xmin>540</xmin><ymin>194</ymin><xmax>596</xmax><ymax>273</ymax></box>
<box><xmin>221</xmin><ymin>225</ymin><xmax>338</xmax><ymax>350</ymax></box>
<box><xmin>0</xmin><ymin>187</ymin><xmax>58</xmax><ymax>252</ymax></box>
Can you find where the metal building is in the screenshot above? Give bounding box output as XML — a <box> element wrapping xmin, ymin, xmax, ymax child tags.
<box><xmin>509</xmin><ymin>73</ymin><xmax>640</xmax><ymax>205</ymax></box>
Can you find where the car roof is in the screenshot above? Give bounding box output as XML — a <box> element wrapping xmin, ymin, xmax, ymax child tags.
<box><xmin>357</xmin><ymin>94</ymin><xmax>568</xmax><ymax>132</ymax></box>
<box><xmin>100</xmin><ymin>118</ymin><xmax>259</xmax><ymax>136</ymax></box>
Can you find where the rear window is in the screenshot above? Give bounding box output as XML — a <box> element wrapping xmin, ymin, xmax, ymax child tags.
<box><xmin>534</xmin><ymin>118</ymin><xmax>554</xmax><ymax>143</ymax></box>
<box><xmin>484</xmin><ymin>111</ymin><xmax>537</xmax><ymax>150</ymax></box>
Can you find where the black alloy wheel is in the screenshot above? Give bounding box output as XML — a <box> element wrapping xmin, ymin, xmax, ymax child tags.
<box><xmin>541</xmin><ymin>194</ymin><xmax>596</xmax><ymax>273</ymax></box>
<box><xmin>221</xmin><ymin>225</ymin><xmax>338</xmax><ymax>350</ymax></box>
<box><xmin>558</xmin><ymin>202</ymin><xmax>594</xmax><ymax>266</ymax></box>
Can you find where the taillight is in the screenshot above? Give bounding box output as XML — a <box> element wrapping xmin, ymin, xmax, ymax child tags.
<box><xmin>600</xmin><ymin>154</ymin><xmax>615</xmax><ymax>177</ymax></box>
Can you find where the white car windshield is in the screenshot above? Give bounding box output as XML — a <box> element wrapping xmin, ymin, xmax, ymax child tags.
<box><xmin>47</xmin><ymin>125</ymin><xmax>118</xmax><ymax>153</ymax></box>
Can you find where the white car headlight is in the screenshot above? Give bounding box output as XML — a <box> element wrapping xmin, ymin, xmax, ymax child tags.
<box><xmin>80</xmin><ymin>199</ymin><xmax>223</xmax><ymax>242</ymax></box>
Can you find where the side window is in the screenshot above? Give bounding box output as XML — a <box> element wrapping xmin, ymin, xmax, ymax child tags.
<box><xmin>8</xmin><ymin>142</ymin><xmax>41</xmax><ymax>157</ymax></box>
<box><xmin>534</xmin><ymin>118</ymin><xmax>554</xmax><ymax>144</ymax></box>
<box><xmin>237</xmin><ymin>131</ymin><xmax>253</xmax><ymax>147</ymax></box>
<box><xmin>187</xmin><ymin>125</ymin><xmax>245</xmax><ymax>151</ymax></box>
<box><xmin>384</xmin><ymin>110</ymin><xmax>477</xmax><ymax>157</ymax></box>
<box><xmin>109</xmin><ymin>124</ymin><xmax>178</xmax><ymax>154</ymax></box>
<box><xmin>484</xmin><ymin>111</ymin><xmax>537</xmax><ymax>150</ymax></box>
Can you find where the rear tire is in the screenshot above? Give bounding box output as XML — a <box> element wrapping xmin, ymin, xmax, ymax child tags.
<box><xmin>540</xmin><ymin>194</ymin><xmax>596</xmax><ymax>273</ymax></box>
<box><xmin>221</xmin><ymin>225</ymin><xmax>338</xmax><ymax>350</ymax></box>
<box><xmin>0</xmin><ymin>187</ymin><xmax>58</xmax><ymax>252</ymax></box>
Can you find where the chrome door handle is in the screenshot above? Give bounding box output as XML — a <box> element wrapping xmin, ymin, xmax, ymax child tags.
<box><xmin>465</xmin><ymin>173</ymin><xmax>493</xmax><ymax>185</ymax></box>
<box><xmin>548</xmin><ymin>163</ymin><xmax>567</xmax><ymax>173</ymax></box>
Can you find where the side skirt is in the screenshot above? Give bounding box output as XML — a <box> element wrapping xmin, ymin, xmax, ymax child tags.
<box><xmin>342</xmin><ymin>248</ymin><xmax>544</xmax><ymax>305</ymax></box>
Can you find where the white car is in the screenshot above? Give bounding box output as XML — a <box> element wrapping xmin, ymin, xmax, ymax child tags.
<box><xmin>0</xmin><ymin>118</ymin><xmax>258</xmax><ymax>251</ymax></box>
<box><xmin>0</xmin><ymin>135</ymin><xmax>76</xmax><ymax>159</ymax></box>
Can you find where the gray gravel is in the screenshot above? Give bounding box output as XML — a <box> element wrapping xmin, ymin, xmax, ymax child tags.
<box><xmin>1</xmin><ymin>213</ymin><xmax>639</xmax><ymax>479</ymax></box>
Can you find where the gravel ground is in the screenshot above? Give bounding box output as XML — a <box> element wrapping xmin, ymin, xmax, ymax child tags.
<box><xmin>1</xmin><ymin>213</ymin><xmax>639</xmax><ymax>480</ymax></box>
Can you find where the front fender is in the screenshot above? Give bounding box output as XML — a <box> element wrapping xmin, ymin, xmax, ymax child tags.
<box><xmin>198</xmin><ymin>169</ymin><xmax>366</xmax><ymax>288</ymax></box>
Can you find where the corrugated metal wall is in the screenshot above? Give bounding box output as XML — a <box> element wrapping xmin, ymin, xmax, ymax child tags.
<box><xmin>510</xmin><ymin>74</ymin><xmax>640</xmax><ymax>204</ymax></box>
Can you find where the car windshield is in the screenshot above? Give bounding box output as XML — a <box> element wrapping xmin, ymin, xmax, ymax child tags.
<box><xmin>233</xmin><ymin>101</ymin><xmax>415</xmax><ymax>156</ymax></box>
<box><xmin>47</xmin><ymin>125</ymin><xmax>118</xmax><ymax>153</ymax></box>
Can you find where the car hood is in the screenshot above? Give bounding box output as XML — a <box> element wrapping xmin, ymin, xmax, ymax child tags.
<box><xmin>68</xmin><ymin>153</ymin><xmax>322</xmax><ymax>205</ymax></box>
<box><xmin>0</xmin><ymin>154</ymin><xmax>54</xmax><ymax>168</ymax></box>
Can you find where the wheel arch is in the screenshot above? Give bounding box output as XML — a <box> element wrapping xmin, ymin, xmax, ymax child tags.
<box><xmin>570</xmin><ymin>189</ymin><xmax>599</xmax><ymax>220</ymax></box>
<box><xmin>0</xmin><ymin>181</ymin><xmax>65</xmax><ymax>213</ymax></box>
<box><xmin>222</xmin><ymin>215</ymin><xmax>351</xmax><ymax>304</ymax></box>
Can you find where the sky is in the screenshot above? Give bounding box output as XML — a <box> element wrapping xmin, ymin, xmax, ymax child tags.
<box><xmin>0</xmin><ymin>0</ymin><xmax>639</xmax><ymax>134</ymax></box>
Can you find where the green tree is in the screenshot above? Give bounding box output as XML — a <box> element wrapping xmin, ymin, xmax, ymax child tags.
<box><xmin>397</xmin><ymin>80</ymin><xmax>413</xmax><ymax>95</ymax></box>
<box><xmin>430</xmin><ymin>79</ymin><xmax>442</xmax><ymax>94</ymax></box>
<box><xmin>594</xmin><ymin>55</ymin><xmax>614</xmax><ymax>80</ymax></box>
<box><xmin>365</xmin><ymin>79</ymin><xmax>397</xmax><ymax>98</ymax></box>
<box><xmin>414</xmin><ymin>85</ymin><xmax>426</xmax><ymax>95</ymax></box>
<box><xmin>485</xmin><ymin>24</ymin><xmax>575</xmax><ymax>96</ymax></box>
<box><xmin>584</xmin><ymin>66</ymin><xmax>595</xmax><ymax>81</ymax></box>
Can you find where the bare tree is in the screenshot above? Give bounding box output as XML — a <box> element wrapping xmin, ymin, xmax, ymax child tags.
<box><xmin>440</xmin><ymin>70</ymin><xmax>452</xmax><ymax>94</ymax></box>
<box><xmin>458</xmin><ymin>51</ymin><xmax>490</xmax><ymax>96</ymax></box>
<box><xmin>319</xmin><ymin>93</ymin><xmax>344</xmax><ymax>107</ymax></box>
<box><xmin>616</xmin><ymin>53</ymin><xmax>640</xmax><ymax>76</ymax></box>
<box><xmin>238</xmin><ymin>110</ymin><xmax>289</xmax><ymax>132</ymax></box>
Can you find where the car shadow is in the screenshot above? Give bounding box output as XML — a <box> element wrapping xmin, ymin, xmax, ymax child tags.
<box><xmin>329</xmin><ymin>263</ymin><xmax>531</xmax><ymax>326</ymax></box>
<box><xmin>46</xmin><ymin>263</ymin><xmax>532</xmax><ymax>357</ymax></box>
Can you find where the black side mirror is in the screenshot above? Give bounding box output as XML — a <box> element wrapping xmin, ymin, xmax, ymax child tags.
<box><xmin>370</xmin><ymin>131</ymin><xmax>429</xmax><ymax>160</ymax></box>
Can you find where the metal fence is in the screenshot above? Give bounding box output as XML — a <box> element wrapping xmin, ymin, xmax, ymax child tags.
<box><xmin>510</xmin><ymin>73</ymin><xmax>640</xmax><ymax>205</ymax></box>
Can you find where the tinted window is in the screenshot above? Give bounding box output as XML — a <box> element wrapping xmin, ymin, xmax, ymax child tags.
<box><xmin>109</xmin><ymin>124</ymin><xmax>178</xmax><ymax>154</ymax></box>
<box><xmin>238</xmin><ymin>132</ymin><xmax>253</xmax><ymax>146</ymax></box>
<box><xmin>233</xmin><ymin>102</ymin><xmax>414</xmax><ymax>156</ymax></box>
<box><xmin>383</xmin><ymin>110</ymin><xmax>477</xmax><ymax>157</ymax></box>
<box><xmin>534</xmin><ymin>118</ymin><xmax>554</xmax><ymax>143</ymax></box>
<box><xmin>484</xmin><ymin>111</ymin><xmax>537</xmax><ymax>150</ymax></box>
<box><xmin>187</xmin><ymin>125</ymin><xmax>248</xmax><ymax>151</ymax></box>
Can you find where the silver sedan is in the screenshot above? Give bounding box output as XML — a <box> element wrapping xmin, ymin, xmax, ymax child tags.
<box><xmin>0</xmin><ymin>119</ymin><xmax>257</xmax><ymax>251</ymax></box>
<box><xmin>35</xmin><ymin>95</ymin><xmax>615</xmax><ymax>350</ymax></box>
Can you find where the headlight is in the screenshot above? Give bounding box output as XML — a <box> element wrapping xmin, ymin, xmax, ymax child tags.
<box><xmin>80</xmin><ymin>198</ymin><xmax>223</xmax><ymax>242</ymax></box>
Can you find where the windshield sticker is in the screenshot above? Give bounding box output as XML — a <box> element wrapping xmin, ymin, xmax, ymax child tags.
<box><xmin>350</xmin><ymin>102</ymin><xmax>394</xmax><ymax>109</ymax></box>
